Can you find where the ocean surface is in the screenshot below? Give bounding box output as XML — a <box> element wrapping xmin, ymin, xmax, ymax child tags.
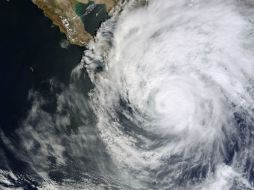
<box><xmin>1</xmin><ymin>0</ymin><xmax>254</xmax><ymax>190</ymax></box>
<box><xmin>0</xmin><ymin>1</ymin><xmax>92</xmax><ymax>189</ymax></box>
<box><xmin>0</xmin><ymin>0</ymin><xmax>89</xmax><ymax>131</ymax></box>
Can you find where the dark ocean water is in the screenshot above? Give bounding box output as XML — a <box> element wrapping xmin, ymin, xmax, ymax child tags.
<box><xmin>0</xmin><ymin>0</ymin><xmax>88</xmax><ymax>132</ymax></box>
<box><xmin>2</xmin><ymin>1</ymin><xmax>254</xmax><ymax>190</ymax></box>
<box><xmin>0</xmin><ymin>1</ymin><xmax>93</xmax><ymax>189</ymax></box>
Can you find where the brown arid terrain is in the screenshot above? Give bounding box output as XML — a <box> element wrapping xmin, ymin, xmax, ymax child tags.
<box><xmin>32</xmin><ymin>0</ymin><xmax>116</xmax><ymax>46</ymax></box>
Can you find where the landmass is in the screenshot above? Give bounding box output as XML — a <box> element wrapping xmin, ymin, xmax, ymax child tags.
<box><xmin>32</xmin><ymin>0</ymin><xmax>116</xmax><ymax>46</ymax></box>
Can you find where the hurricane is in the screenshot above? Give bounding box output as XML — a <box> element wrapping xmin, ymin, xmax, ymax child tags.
<box><xmin>1</xmin><ymin>0</ymin><xmax>254</xmax><ymax>189</ymax></box>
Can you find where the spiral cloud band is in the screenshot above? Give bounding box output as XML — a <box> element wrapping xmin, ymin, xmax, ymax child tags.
<box><xmin>1</xmin><ymin>0</ymin><xmax>254</xmax><ymax>189</ymax></box>
<box><xmin>84</xmin><ymin>0</ymin><xmax>254</xmax><ymax>189</ymax></box>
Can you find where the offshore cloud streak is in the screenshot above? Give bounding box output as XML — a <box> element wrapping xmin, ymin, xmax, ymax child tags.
<box><xmin>1</xmin><ymin>0</ymin><xmax>254</xmax><ymax>189</ymax></box>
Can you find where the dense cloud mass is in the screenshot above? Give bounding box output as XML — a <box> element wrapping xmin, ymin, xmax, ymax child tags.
<box><xmin>2</xmin><ymin>0</ymin><xmax>254</xmax><ymax>189</ymax></box>
<box><xmin>85</xmin><ymin>0</ymin><xmax>254</xmax><ymax>189</ymax></box>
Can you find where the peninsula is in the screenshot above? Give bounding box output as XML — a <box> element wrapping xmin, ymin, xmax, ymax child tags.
<box><xmin>33</xmin><ymin>0</ymin><xmax>116</xmax><ymax>46</ymax></box>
